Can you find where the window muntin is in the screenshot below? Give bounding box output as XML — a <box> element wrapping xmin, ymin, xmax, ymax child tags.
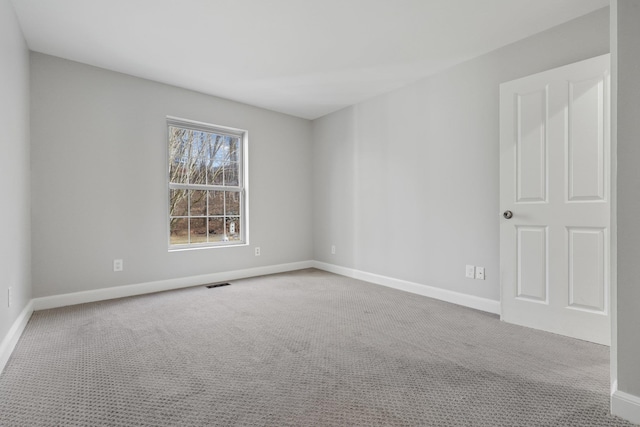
<box><xmin>168</xmin><ymin>118</ymin><xmax>246</xmax><ymax>248</ymax></box>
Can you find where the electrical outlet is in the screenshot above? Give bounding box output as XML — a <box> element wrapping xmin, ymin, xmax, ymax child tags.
<box><xmin>255</xmin><ymin>247</ymin><xmax>261</xmax><ymax>256</ymax></box>
<box><xmin>465</xmin><ymin>265</ymin><xmax>475</xmax><ymax>279</ymax></box>
<box><xmin>331</xmin><ymin>245</ymin><xmax>336</xmax><ymax>255</ymax></box>
<box><xmin>113</xmin><ymin>259</ymin><xmax>123</xmax><ymax>272</ymax></box>
<box><xmin>8</xmin><ymin>287</ymin><xmax>12</xmax><ymax>308</ymax></box>
<box><xmin>475</xmin><ymin>267</ymin><xmax>485</xmax><ymax>280</ymax></box>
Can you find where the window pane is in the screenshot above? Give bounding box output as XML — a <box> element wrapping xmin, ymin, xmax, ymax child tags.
<box><xmin>208</xmin><ymin>217</ymin><xmax>225</xmax><ymax>242</ymax></box>
<box><xmin>226</xmin><ymin>191</ymin><xmax>240</xmax><ymax>215</ymax></box>
<box><xmin>169</xmin><ymin>189</ymin><xmax>188</xmax><ymax>216</ymax></box>
<box><xmin>213</xmin><ymin>135</ymin><xmax>228</xmax><ymax>162</ymax></box>
<box><xmin>170</xmin><ymin>218</ymin><xmax>188</xmax><ymax>245</ymax></box>
<box><xmin>228</xmin><ymin>137</ymin><xmax>240</xmax><ymax>163</ymax></box>
<box><xmin>226</xmin><ymin>217</ymin><xmax>241</xmax><ymax>241</ymax></box>
<box><xmin>169</xmin><ymin>161</ymin><xmax>188</xmax><ymax>184</ymax></box>
<box><xmin>224</xmin><ymin>162</ymin><xmax>239</xmax><ymax>186</ymax></box>
<box><xmin>208</xmin><ymin>191</ymin><xmax>224</xmax><ymax>215</ymax></box>
<box><xmin>207</xmin><ymin>160</ymin><xmax>224</xmax><ymax>185</ymax></box>
<box><xmin>189</xmin><ymin>157</ymin><xmax>207</xmax><ymax>185</ymax></box>
<box><xmin>190</xmin><ymin>190</ymin><xmax>207</xmax><ymax>216</ymax></box>
<box><xmin>190</xmin><ymin>218</ymin><xmax>207</xmax><ymax>243</ymax></box>
<box><xmin>168</xmin><ymin>127</ymin><xmax>190</xmax><ymax>183</ymax></box>
<box><xmin>190</xmin><ymin>132</ymin><xmax>207</xmax><ymax>158</ymax></box>
<box><xmin>204</xmin><ymin>133</ymin><xmax>216</xmax><ymax>158</ymax></box>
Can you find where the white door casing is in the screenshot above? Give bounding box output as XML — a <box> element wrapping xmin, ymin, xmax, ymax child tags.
<box><xmin>500</xmin><ymin>54</ymin><xmax>610</xmax><ymax>346</ymax></box>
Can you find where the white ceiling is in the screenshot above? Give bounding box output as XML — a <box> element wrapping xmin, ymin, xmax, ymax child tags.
<box><xmin>11</xmin><ymin>0</ymin><xmax>609</xmax><ymax>120</ymax></box>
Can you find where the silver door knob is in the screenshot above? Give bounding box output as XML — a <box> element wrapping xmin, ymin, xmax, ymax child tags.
<box><xmin>503</xmin><ymin>210</ymin><xmax>513</xmax><ymax>219</ymax></box>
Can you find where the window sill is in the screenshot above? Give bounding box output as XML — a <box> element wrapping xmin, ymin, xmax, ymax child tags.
<box><xmin>168</xmin><ymin>242</ymin><xmax>248</xmax><ymax>252</ymax></box>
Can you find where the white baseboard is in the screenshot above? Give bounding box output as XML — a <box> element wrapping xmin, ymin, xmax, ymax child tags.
<box><xmin>312</xmin><ymin>261</ymin><xmax>500</xmax><ymax>315</ymax></box>
<box><xmin>0</xmin><ymin>300</ymin><xmax>34</xmax><ymax>374</ymax></box>
<box><xmin>612</xmin><ymin>383</ymin><xmax>640</xmax><ymax>424</ymax></box>
<box><xmin>33</xmin><ymin>260</ymin><xmax>314</xmax><ymax>311</ymax></box>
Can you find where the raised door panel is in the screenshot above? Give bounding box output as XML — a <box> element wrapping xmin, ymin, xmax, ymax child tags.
<box><xmin>568</xmin><ymin>227</ymin><xmax>607</xmax><ymax>313</ymax></box>
<box><xmin>517</xmin><ymin>89</ymin><xmax>548</xmax><ymax>203</ymax></box>
<box><xmin>516</xmin><ymin>226</ymin><xmax>548</xmax><ymax>302</ymax></box>
<box><xmin>568</xmin><ymin>76</ymin><xmax>605</xmax><ymax>202</ymax></box>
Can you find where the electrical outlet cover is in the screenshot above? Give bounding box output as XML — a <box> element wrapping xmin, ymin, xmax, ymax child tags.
<box><xmin>475</xmin><ymin>267</ymin><xmax>485</xmax><ymax>280</ymax></box>
<box><xmin>465</xmin><ymin>265</ymin><xmax>475</xmax><ymax>279</ymax></box>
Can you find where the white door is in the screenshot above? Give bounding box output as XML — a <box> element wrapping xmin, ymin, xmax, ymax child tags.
<box><xmin>500</xmin><ymin>54</ymin><xmax>610</xmax><ymax>346</ymax></box>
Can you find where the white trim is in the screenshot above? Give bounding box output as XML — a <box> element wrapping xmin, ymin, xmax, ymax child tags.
<box><xmin>33</xmin><ymin>261</ymin><xmax>313</xmax><ymax>311</ymax></box>
<box><xmin>0</xmin><ymin>300</ymin><xmax>34</xmax><ymax>374</ymax></box>
<box><xmin>312</xmin><ymin>261</ymin><xmax>500</xmax><ymax>315</ymax></box>
<box><xmin>609</xmin><ymin>0</ymin><xmax>619</xmax><ymax>405</ymax></box>
<box><xmin>612</xmin><ymin>384</ymin><xmax>640</xmax><ymax>424</ymax></box>
<box><xmin>166</xmin><ymin>116</ymin><xmax>246</xmax><ymax>137</ymax></box>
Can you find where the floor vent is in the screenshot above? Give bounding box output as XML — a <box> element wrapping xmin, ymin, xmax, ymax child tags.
<box><xmin>206</xmin><ymin>283</ymin><xmax>231</xmax><ymax>289</ymax></box>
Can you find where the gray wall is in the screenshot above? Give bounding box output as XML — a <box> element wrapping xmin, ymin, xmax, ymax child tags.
<box><xmin>615</xmin><ymin>0</ymin><xmax>640</xmax><ymax>398</ymax></box>
<box><xmin>312</xmin><ymin>8</ymin><xmax>610</xmax><ymax>301</ymax></box>
<box><xmin>0</xmin><ymin>0</ymin><xmax>31</xmax><ymax>341</ymax></box>
<box><xmin>30</xmin><ymin>53</ymin><xmax>313</xmax><ymax>298</ymax></box>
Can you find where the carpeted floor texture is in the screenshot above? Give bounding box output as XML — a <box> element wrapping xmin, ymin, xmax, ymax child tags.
<box><xmin>0</xmin><ymin>268</ymin><xmax>635</xmax><ymax>426</ymax></box>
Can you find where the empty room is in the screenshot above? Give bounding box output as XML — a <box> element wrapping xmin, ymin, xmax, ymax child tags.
<box><xmin>2</xmin><ymin>0</ymin><xmax>640</xmax><ymax>425</ymax></box>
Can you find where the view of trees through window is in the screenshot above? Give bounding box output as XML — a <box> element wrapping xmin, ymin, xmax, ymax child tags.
<box><xmin>168</xmin><ymin>120</ymin><xmax>245</xmax><ymax>247</ymax></box>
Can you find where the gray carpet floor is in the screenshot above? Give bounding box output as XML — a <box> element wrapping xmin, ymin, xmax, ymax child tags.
<box><xmin>0</xmin><ymin>268</ymin><xmax>635</xmax><ymax>426</ymax></box>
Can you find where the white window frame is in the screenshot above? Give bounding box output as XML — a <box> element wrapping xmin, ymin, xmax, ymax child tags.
<box><xmin>167</xmin><ymin>116</ymin><xmax>248</xmax><ymax>250</ymax></box>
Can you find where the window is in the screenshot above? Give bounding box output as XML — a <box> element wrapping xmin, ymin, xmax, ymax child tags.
<box><xmin>167</xmin><ymin>117</ymin><xmax>247</xmax><ymax>249</ymax></box>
